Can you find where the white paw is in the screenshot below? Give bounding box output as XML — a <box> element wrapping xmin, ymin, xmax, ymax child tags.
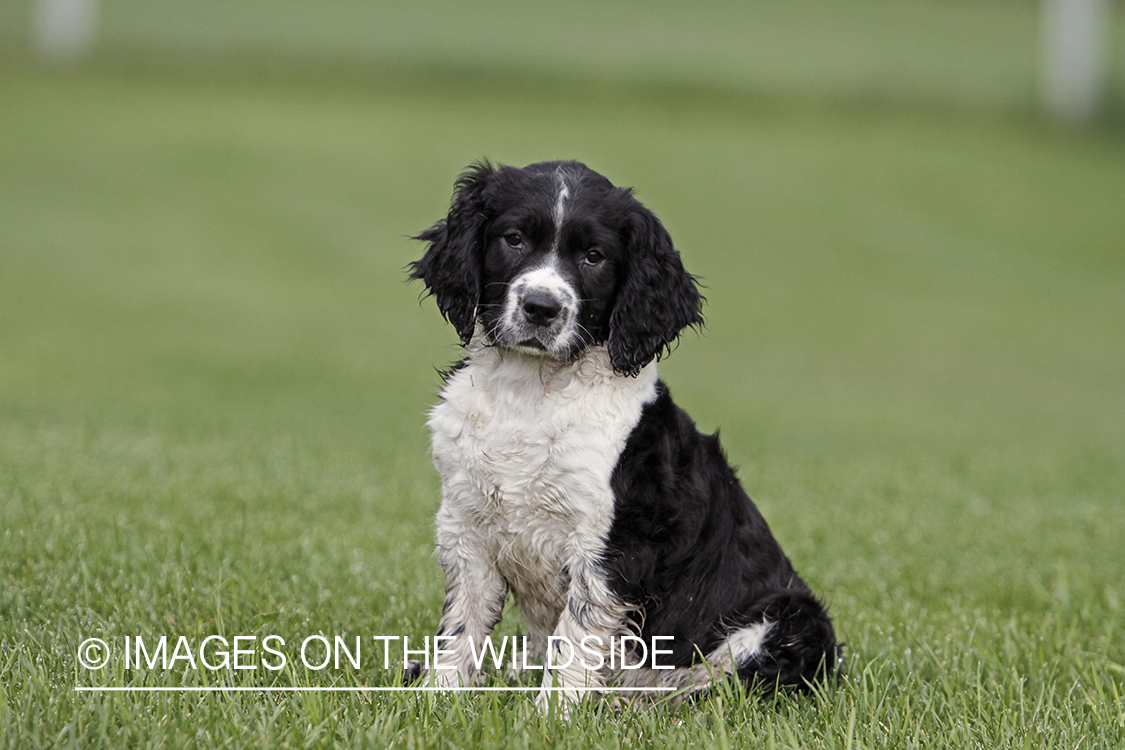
<box><xmin>535</xmin><ymin>687</ymin><xmax>576</xmax><ymax>718</ymax></box>
<box><xmin>431</xmin><ymin>668</ymin><xmax>471</xmax><ymax>690</ymax></box>
<box><xmin>537</xmin><ymin>670</ymin><xmax>590</xmax><ymax>717</ymax></box>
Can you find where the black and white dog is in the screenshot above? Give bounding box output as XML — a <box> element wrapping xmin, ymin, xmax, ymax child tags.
<box><xmin>409</xmin><ymin>160</ymin><xmax>837</xmax><ymax>707</ymax></box>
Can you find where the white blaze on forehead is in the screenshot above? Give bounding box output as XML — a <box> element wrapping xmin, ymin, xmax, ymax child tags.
<box><xmin>551</xmin><ymin>168</ymin><xmax>571</xmax><ymax>252</ymax></box>
<box><xmin>554</xmin><ymin>180</ymin><xmax>570</xmax><ymax>228</ymax></box>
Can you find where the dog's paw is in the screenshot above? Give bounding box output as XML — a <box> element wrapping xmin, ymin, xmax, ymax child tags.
<box><xmin>402</xmin><ymin>660</ymin><xmax>424</xmax><ymax>684</ymax></box>
<box><xmin>536</xmin><ymin>687</ymin><xmax>574</xmax><ymax>718</ymax></box>
<box><xmin>536</xmin><ymin>682</ymin><xmax>586</xmax><ymax>718</ymax></box>
<box><xmin>429</xmin><ymin>667</ymin><xmax>476</xmax><ymax>690</ymax></box>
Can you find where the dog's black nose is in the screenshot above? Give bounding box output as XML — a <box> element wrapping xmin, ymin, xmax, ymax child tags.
<box><xmin>522</xmin><ymin>293</ymin><xmax>562</xmax><ymax>326</ymax></box>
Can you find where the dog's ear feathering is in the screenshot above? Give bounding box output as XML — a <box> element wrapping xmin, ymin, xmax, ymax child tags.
<box><xmin>608</xmin><ymin>198</ymin><xmax>705</xmax><ymax>376</ymax></box>
<box><xmin>410</xmin><ymin>161</ymin><xmax>495</xmax><ymax>345</ymax></box>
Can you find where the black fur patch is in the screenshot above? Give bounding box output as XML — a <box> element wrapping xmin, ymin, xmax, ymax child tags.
<box><xmin>604</xmin><ymin>382</ymin><xmax>838</xmax><ymax>688</ymax></box>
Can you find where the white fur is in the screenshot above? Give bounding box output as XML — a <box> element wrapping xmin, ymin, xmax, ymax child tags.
<box><xmin>553</xmin><ymin>167</ymin><xmax>571</xmax><ymax>232</ymax></box>
<box><xmin>498</xmin><ymin>265</ymin><xmax>580</xmax><ymax>353</ymax></box>
<box><xmin>426</xmin><ymin>343</ymin><xmax>658</xmax><ymax>704</ymax></box>
<box><xmin>612</xmin><ymin>621</ymin><xmax>774</xmax><ymax>702</ymax></box>
<box><xmin>709</xmin><ymin>621</ymin><xmax>773</xmax><ymax>669</ymax></box>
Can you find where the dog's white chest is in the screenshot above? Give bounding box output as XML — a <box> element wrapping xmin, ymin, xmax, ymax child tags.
<box><xmin>428</xmin><ymin>347</ymin><xmax>657</xmax><ymax>614</ymax></box>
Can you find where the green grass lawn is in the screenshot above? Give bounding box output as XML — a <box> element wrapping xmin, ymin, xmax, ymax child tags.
<box><xmin>2</xmin><ymin>2</ymin><xmax>1125</xmax><ymax>747</ymax></box>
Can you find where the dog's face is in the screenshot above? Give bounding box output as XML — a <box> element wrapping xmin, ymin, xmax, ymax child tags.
<box><xmin>411</xmin><ymin>160</ymin><xmax>703</xmax><ymax>376</ymax></box>
<box><xmin>477</xmin><ymin>164</ymin><xmax>625</xmax><ymax>362</ymax></box>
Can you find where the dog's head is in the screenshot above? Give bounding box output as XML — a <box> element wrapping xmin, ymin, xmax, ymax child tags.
<box><xmin>411</xmin><ymin>160</ymin><xmax>703</xmax><ymax>376</ymax></box>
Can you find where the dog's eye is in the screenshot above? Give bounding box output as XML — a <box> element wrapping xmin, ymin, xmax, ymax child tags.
<box><xmin>583</xmin><ymin>249</ymin><xmax>605</xmax><ymax>266</ymax></box>
<box><xmin>504</xmin><ymin>232</ymin><xmax>523</xmax><ymax>250</ymax></box>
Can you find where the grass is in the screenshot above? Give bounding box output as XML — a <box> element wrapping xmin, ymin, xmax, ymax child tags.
<box><xmin>2</xmin><ymin>1</ymin><xmax>1125</xmax><ymax>747</ymax></box>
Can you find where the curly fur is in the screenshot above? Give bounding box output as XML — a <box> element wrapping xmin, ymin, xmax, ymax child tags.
<box><xmin>410</xmin><ymin>160</ymin><xmax>838</xmax><ymax>708</ymax></box>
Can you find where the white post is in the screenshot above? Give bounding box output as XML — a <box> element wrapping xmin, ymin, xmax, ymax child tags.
<box><xmin>34</xmin><ymin>0</ymin><xmax>99</xmax><ymax>62</ymax></box>
<box><xmin>1040</xmin><ymin>0</ymin><xmax>1111</xmax><ymax>123</ymax></box>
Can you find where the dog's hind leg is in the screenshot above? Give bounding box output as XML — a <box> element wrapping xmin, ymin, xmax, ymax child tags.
<box><xmin>731</xmin><ymin>590</ymin><xmax>839</xmax><ymax>693</ymax></box>
<box><xmin>611</xmin><ymin>620</ymin><xmax>774</xmax><ymax>704</ymax></box>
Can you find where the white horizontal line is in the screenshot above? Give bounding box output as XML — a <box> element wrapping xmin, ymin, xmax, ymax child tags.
<box><xmin>74</xmin><ymin>686</ymin><xmax>676</xmax><ymax>693</ymax></box>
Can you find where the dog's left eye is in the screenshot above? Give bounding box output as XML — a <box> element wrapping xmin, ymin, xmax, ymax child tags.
<box><xmin>583</xmin><ymin>249</ymin><xmax>605</xmax><ymax>266</ymax></box>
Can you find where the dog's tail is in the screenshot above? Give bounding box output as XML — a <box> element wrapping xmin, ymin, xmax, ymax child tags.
<box><xmin>735</xmin><ymin>590</ymin><xmax>841</xmax><ymax>693</ymax></box>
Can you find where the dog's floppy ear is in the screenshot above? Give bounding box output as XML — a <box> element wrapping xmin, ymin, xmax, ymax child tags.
<box><xmin>410</xmin><ymin>162</ymin><xmax>494</xmax><ymax>345</ymax></box>
<box><xmin>608</xmin><ymin>197</ymin><xmax>704</xmax><ymax>376</ymax></box>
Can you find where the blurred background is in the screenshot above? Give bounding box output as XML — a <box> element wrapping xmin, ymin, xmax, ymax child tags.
<box><xmin>1</xmin><ymin>0</ymin><xmax>1122</xmax><ymax>446</ymax></box>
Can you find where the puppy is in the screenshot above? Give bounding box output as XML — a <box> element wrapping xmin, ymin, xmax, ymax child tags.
<box><xmin>409</xmin><ymin>160</ymin><xmax>838</xmax><ymax>707</ymax></box>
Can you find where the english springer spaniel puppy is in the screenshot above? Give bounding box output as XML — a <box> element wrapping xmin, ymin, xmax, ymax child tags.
<box><xmin>409</xmin><ymin>160</ymin><xmax>838</xmax><ymax>708</ymax></box>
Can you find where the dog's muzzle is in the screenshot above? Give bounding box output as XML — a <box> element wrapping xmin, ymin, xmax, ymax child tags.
<box><xmin>498</xmin><ymin>268</ymin><xmax>579</xmax><ymax>354</ymax></box>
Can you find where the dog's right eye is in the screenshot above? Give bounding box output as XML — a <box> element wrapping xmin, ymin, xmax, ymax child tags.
<box><xmin>503</xmin><ymin>232</ymin><xmax>523</xmax><ymax>250</ymax></box>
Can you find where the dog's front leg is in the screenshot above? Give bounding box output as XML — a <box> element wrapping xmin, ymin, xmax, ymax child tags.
<box><xmin>537</xmin><ymin>562</ymin><xmax>630</xmax><ymax>713</ymax></box>
<box><xmin>426</xmin><ymin>507</ymin><xmax>508</xmax><ymax>689</ymax></box>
